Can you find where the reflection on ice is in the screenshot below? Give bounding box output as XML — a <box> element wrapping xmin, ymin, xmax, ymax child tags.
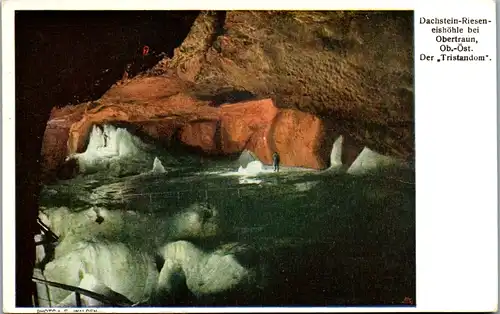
<box><xmin>294</xmin><ymin>181</ymin><xmax>319</xmax><ymax>192</ymax></box>
<box><xmin>218</xmin><ymin>158</ymin><xmax>315</xmax><ymax>186</ymax></box>
<box><xmin>40</xmin><ymin>241</ymin><xmax>158</xmax><ymax>306</ymax></box>
<box><xmin>36</xmin><ymin>200</ymin><xmax>261</xmax><ymax>306</ymax></box>
<box><xmin>217</xmin><ymin>160</ymin><xmax>272</xmax><ymax>185</ymax></box>
<box><xmin>239</xmin><ymin>177</ymin><xmax>263</xmax><ymax>185</ymax></box>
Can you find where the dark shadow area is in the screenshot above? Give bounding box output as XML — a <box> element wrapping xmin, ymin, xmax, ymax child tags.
<box><xmin>15</xmin><ymin>10</ymin><xmax>199</xmax><ymax>306</ymax></box>
<box><xmin>320</xmin><ymin>116</ymin><xmax>415</xmax><ymax>163</ymax></box>
<box><xmin>214</xmin><ymin>120</ymin><xmax>223</xmax><ymax>152</ymax></box>
<box><xmin>17</xmin><ymin>11</ymin><xmax>199</xmax><ymax>106</ymax></box>
<box><xmin>163</xmin><ymin>124</ymin><xmax>241</xmax><ymax>161</ymax></box>
<box><xmin>317</xmin><ymin>33</ymin><xmax>355</xmax><ymax>56</ymax></box>
<box><xmin>196</xmin><ymin>88</ymin><xmax>258</xmax><ymax>107</ymax></box>
<box><xmin>207</xmin><ymin>11</ymin><xmax>227</xmax><ymax>50</ymax></box>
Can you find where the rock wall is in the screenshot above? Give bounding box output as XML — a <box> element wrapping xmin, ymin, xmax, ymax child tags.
<box><xmin>44</xmin><ymin>77</ymin><xmax>336</xmax><ymax>175</ymax></box>
<box><xmin>160</xmin><ymin>11</ymin><xmax>414</xmax><ymax>161</ymax></box>
<box><xmin>269</xmin><ymin>109</ymin><xmax>333</xmax><ymax>169</ymax></box>
<box><xmin>42</xmin><ymin>11</ymin><xmax>414</xmax><ymax>179</ymax></box>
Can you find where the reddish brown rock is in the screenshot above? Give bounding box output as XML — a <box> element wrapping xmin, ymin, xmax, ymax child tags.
<box><xmin>219</xmin><ymin>99</ymin><xmax>278</xmax><ymax>154</ymax></box>
<box><xmin>179</xmin><ymin>120</ymin><xmax>219</xmax><ymax>153</ymax></box>
<box><xmin>267</xmin><ymin>109</ymin><xmax>334</xmax><ymax>169</ymax></box>
<box><xmin>245</xmin><ymin>124</ymin><xmax>273</xmax><ymax>165</ymax></box>
<box><xmin>134</xmin><ymin>119</ymin><xmax>184</xmax><ymax>146</ymax></box>
<box><xmin>164</xmin><ymin>11</ymin><xmax>414</xmax><ymax>160</ymax></box>
<box><xmin>65</xmin><ymin>77</ymin><xmax>218</xmax><ymax>156</ymax></box>
<box><xmin>41</xmin><ymin>104</ymin><xmax>88</xmax><ymax>181</ymax></box>
<box><xmin>100</xmin><ymin>76</ymin><xmax>188</xmax><ymax>104</ymax></box>
<box><xmin>44</xmin><ymin>88</ymin><xmax>339</xmax><ymax>176</ymax></box>
<box><xmin>42</xmin><ymin>69</ymin><xmax>393</xmax><ymax>176</ymax></box>
<box><xmin>64</xmin><ymin>77</ymin><xmax>281</xmax><ymax>161</ymax></box>
<box><xmin>68</xmin><ymin>107</ymin><xmax>131</xmax><ymax>154</ymax></box>
<box><xmin>41</xmin><ymin>124</ymin><xmax>74</xmax><ymax>181</ymax></box>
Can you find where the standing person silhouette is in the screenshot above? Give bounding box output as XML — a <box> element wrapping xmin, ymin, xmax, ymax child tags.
<box><xmin>96</xmin><ymin>125</ymin><xmax>107</xmax><ymax>149</ymax></box>
<box><xmin>98</xmin><ymin>125</ymin><xmax>109</xmax><ymax>148</ymax></box>
<box><xmin>272</xmin><ymin>152</ymin><xmax>280</xmax><ymax>172</ymax></box>
<box><xmin>103</xmin><ymin>131</ymin><xmax>109</xmax><ymax>148</ymax></box>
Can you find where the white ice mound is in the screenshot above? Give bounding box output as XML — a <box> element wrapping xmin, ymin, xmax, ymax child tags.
<box><xmin>151</xmin><ymin>157</ymin><xmax>166</xmax><ymax>174</ymax></box>
<box><xmin>37</xmin><ymin>202</ymin><xmax>228</xmax><ymax>306</ymax></box>
<box><xmin>168</xmin><ymin>202</ymin><xmax>222</xmax><ymax>240</ymax></box>
<box><xmin>225</xmin><ymin>151</ymin><xmax>314</xmax><ymax>179</ymax></box>
<box><xmin>55</xmin><ymin>273</ymin><xmax>133</xmax><ymax>307</ymax></box>
<box><xmin>73</xmin><ymin>124</ymin><xmax>155</xmax><ymax>176</ymax></box>
<box><xmin>347</xmin><ymin>147</ymin><xmax>406</xmax><ymax>174</ymax></box>
<box><xmin>85</xmin><ymin>124</ymin><xmax>148</xmax><ymax>158</ymax></box>
<box><xmin>41</xmin><ymin>241</ymin><xmax>159</xmax><ymax>306</ymax></box>
<box><xmin>329</xmin><ymin>135</ymin><xmax>344</xmax><ymax>169</ymax></box>
<box><xmin>238</xmin><ymin>160</ymin><xmax>264</xmax><ymax>176</ymax></box>
<box><xmin>237</xmin><ymin>160</ymin><xmax>273</xmax><ymax>176</ymax></box>
<box><xmin>156</xmin><ymin>241</ymin><xmax>260</xmax><ymax>299</ymax></box>
<box><xmin>219</xmin><ymin>156</ymin><xmax>270</xmax><ymax>181</ymax></box>
<box><xmin>237</xmin><ymin>150</ymin><xmax>259</xmax><ymax>168</ymax></box>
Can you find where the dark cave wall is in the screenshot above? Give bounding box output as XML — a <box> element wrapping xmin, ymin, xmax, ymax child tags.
<box><xmin>16</xmin><ymin>11</ymin><xmax>199</xmax><ymax>105</ymax></box>
<box><xmin>14</xmin><ymin>10</ymin><xmax>198</xmax><ymax>306</ymax></box>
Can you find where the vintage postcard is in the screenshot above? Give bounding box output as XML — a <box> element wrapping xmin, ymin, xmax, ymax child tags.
<box><xmin>1</xmin><ymin>0</ymin><xmax>497</xmax><ymax>312</ymax></box>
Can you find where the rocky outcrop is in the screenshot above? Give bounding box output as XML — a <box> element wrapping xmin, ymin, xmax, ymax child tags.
<box><xmin>219</xmin><ymin>100</ymin><xmax>279</xmax><ymax>154</ymax></box>
<box><xmin>43</xmin><ymin>79</ymin><xmax>348</xmax><ymax>175</ymax></box>
<box><xmin>41</xmin><ymin>105</ymin><xmax>88</xmax><ymax>181</ymax></box>
<box><xmin>41</xmin><ymin>11</ymin><xmax>414</xmax><ymax>179</ymax></box>
<box><xmin>65</xmin><ymin>78</ymin><xmax>217</xmax><ymax>155</ymax></box>
<box><xmin>245</xmin><ymin>124</ymin><xmax>274</xmax><ymax>165</ymax></box>
<box><xmin>268</xmin><ymin>109</ymin><xmax>333</xmax><ymax>169</ymax></box>
<box><xmin>42</xmin><ymin>75</ymin><xmax>281</xmax><ymax>170</ymax></box>
<box><xmin>179</xmin><ymin>120</ymin><xmax>219</xmax><ymax>153</ymax></box>
<box><xmin>158</xmin><ymin>11</ymin><xmax>414</xmax><ymax>161</ymax></box>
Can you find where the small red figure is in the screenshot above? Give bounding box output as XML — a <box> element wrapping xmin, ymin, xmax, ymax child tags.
<box><xmin>402</xmin><ymin>297</ymin><xmax>414</xmax><ymax>305</ymax></box>
<box><xmin>142</xmin><ymin>45</ymin><xmax>150</xmax><ymax>56</ymax></box>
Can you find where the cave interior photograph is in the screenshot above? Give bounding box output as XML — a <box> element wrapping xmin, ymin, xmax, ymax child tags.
<box><xmin>12</xmin><ymin>10</ymin><xmax>415</xmax><ymax>308</ymax></box>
